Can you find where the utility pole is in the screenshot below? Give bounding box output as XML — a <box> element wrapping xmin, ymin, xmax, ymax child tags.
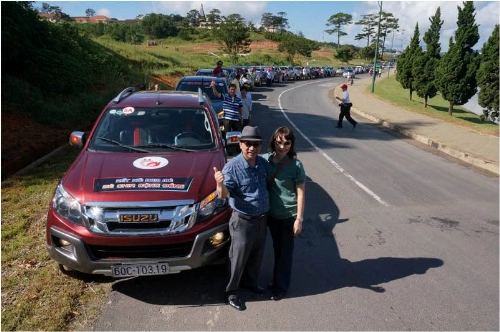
<box><xmin>371</xmin><ymin>1</ymin><xmax>383</xmax><ymax>93</ymax></box>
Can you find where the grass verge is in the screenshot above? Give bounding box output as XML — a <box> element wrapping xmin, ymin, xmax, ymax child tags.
<box><xmin>370</xmin><ymin>75</ymin><xmax>498</xmax><ymax>136</ymax></box>
<box><xmin>1</xmin><ymin>145</ymin><xmax>113</xmax><ymax>331</ymax></box>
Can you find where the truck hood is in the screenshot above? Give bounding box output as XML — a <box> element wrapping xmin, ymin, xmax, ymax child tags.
<box><xmin>62</xmin><ymin>151</ymin><xmax>224</xmax><ymax>204</ymax></box>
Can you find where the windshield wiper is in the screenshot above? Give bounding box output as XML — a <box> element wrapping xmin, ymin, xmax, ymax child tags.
<box><xmin>137</xmin><ymin>143</ymin><xmax>197</xmax><ymax>152</ymax></box>
<box><xmin>96</xmin><ymin>137</ymin><xmax>149</xmax><ymax>153</ymax></box>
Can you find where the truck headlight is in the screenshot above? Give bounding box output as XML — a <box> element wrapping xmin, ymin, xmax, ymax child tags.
<box><xmin>52</xmin><ymin>184</ymin><xmax>84</xmax><ymax>225</ymax></box>
<box><xmin>197</xmin><ymin>191</ymin><xmax>228</xmax><ymax>223</ymax></box>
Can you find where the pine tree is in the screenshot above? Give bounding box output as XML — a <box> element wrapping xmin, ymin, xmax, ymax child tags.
<box><xmin>412</xmin><ymin>7</ymin><xmax>443</xmax><ymax>107</ymax></box>
<box><xmin>396</xmin><ymin>23</ymin><xmax>421</xmax><ymax>101</ymax></box>
<box><xmin>435</xmin><ymin>1</ymin><xmax>480</xmax><ymax>116</ymax></box>
<box><xmin>477</xmin><ymin>24</ymin><xmax>499</xmax><ymax>122</ymax></box>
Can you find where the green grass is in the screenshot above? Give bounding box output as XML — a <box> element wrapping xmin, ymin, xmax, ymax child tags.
<box><xmin>1</xmin><ymin>146</ymin><xmax>112</xmax><ymax>331</ymax></box>
<box><xmin>370</xmin><ymin>75</ymin><xmax>498</xmax><ymax>136</ymax></box>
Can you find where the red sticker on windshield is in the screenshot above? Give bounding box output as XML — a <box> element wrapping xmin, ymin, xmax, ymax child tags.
<box><xmin>123</xmin><ymin>107</ymin><xmax>135</xmax><ymax>114</ymax></box>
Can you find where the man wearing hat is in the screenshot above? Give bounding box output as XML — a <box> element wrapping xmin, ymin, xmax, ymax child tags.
<box><xmin>213</xmin><ymin>126</ymin><xmax>269</xmax><ymax>311</ymax></box>
<box><xmin>213</xmin><ymin>60</ymin><xmax>225</xmax><ymax>78</ymax></box>
<box><xmin>335</xmin><ymin>83</ymin><xmax>357</xmax><ymax>129</ymax></box>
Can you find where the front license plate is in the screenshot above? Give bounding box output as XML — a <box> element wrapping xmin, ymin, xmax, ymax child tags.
<box><xmin>111</xmin><ymin>263</ymin><xmax>169</xmax><ymax>277</ymax></box>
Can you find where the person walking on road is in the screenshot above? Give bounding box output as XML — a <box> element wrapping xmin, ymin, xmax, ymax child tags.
<box><xmin>264</xmin><ymin>126</ymin><xmax>306</xmax><ymax>301</ymax></box>
<box><xmin>213</xmin><ymin>126</ymin><xmax>269</xmax><ymax>311</ymax></box>
<box><xmin>335</xmin><ymin>83</ymin><xmax>357</xmax><ymax>129</ymax></box>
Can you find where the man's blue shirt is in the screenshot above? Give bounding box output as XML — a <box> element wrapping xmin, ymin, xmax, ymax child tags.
<box><xmin>219</xmin><ymin>93</ymin><xmax>243</xmax><ymax>121</ymax></box>
<box><xmin>222</xmin><ymin>153</ymin><xmax>269</xmax><ymax>216</ymax></box>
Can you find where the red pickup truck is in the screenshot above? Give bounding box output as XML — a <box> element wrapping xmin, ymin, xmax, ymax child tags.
<box><xmin>46</xmin><ymin>87</ymin><xmax>232</xmax><ymax>278</ymax></box>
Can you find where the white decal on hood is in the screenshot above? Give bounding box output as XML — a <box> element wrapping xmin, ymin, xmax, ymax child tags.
<box><xmin>133</xmin><ymin>157</ymin><xmax>169</xmax><ymax>169</ymax></box>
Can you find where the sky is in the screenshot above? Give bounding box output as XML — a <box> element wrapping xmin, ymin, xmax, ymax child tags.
<box><xmin>46</xmin><ymin>1</ymin><xmax>499</xmax><ymax>52</ymax></box>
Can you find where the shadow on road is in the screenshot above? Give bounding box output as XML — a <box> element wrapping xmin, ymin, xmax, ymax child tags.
<box><xmin>111</xmin><ymin>175</ymin><xmax>443</xmax><ymax>306</ymax></box>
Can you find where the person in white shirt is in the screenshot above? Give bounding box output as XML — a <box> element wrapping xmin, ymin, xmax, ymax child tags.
<box><xmin>335</xmin><ymin>83</ymin><xmax>357</xmax><ymax>129</ymax></box>
<box><xmin>240</xmin><ymin>73</ymin><xmax>251</xmax><ymax>89</ymax></box>
<box><xmin>239</xmin><ymin>85</ymin><xmax>252</xmax><ymax>127</ymax></box>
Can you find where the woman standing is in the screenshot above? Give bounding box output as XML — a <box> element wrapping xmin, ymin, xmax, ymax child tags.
<box><xmin>264</xmin><ymin>126</ymin><xmax>306</xmax><ymax>301</ymax></box>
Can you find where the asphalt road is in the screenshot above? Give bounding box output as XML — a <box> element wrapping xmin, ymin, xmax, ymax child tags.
<box><xmin>92</xmin><ymin>76</ymin><xmax>499</xmax><ymax>331</ymax></box>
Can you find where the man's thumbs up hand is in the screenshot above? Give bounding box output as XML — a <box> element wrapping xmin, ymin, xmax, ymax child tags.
<box><xmin>213</xmin><ymin>167</ymin><xmax>224</xmax><ymax>184</ymax></box>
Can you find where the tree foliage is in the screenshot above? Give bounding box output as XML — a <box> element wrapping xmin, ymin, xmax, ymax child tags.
<box><xmin>213</xmin><ymin>14</ymin><xmax>251</xmax><ymax>64</ymax></box>
<box><xmin>274</xmin><ymin>34</ymin><xmax>320</xmax><ymax>63</ymax></box>
<box><xmin>412</xmin><ymin>7</ymin><xmax>443</xmax><ymax>107</ymax></box>
<box><xmin>325</xmin><ymin>12</ymin><xmax>353</xmax><ymax>48</ymax></box>
<box><xmin>379</xmin><ymin>12</ymin><xmax>399</xmax><ymax>59</ymax></box>
<box><xmin>359</xmin><ymin>45</ymin><xmax>375</xmax><ymax>61</ymax></box>
<box><xmin>260</xmin><ymin>12</ymin><xmax>289</xmax><ymax>33</ymax></box>
<box><xmin>85</xmin><ymin>8</ymin><xmax>95</xmax><ymax>17</ymax></box>
<box><xmin>186</xmin><ymin>9</ymin><xmax>200</xmax><ymax>27</ymax></box>
<box><xmin>334</xmin><ymin>46</ymin><xmax>355</xmax><ymax>63</ymax></box>
<box><xmin>477</xmin><ymin>24</ymin><xmax>499</xmax><ymax>122</ymax></box>
<box><xmin>435</xmin><ymin>1</ymin><xmax>480</xmax><ymax>115</ymax></box>
<box><xmin>354</xmin><ymin>14</ymin><xmax>378</xmax><ymax>47</ymax></box>
<box><xmin>396</xmin><ymin>23</ymin><xmax>422</xmax><ymax>100</ymax></box>
<box><xmin>140</xmin><ymin>13</ymin><xmax>186</xmax><ymax>39</ymax></box>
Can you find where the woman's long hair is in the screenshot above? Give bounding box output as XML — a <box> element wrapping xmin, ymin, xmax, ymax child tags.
<box><xmin>268</xmin><ymin>126</ymin><xmax>297</xmax><ymax>159</ymax></box>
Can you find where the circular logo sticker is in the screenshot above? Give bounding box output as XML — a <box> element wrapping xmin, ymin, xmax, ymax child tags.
<box><xmin>133</xmin><ymin>157</ymin><xmax>169</xmax><ymax>169</ymax></box>
<box><xmin>122</xmin><ymin>107</ymin><xmax>135</xmax><ymax>115</ymax></box>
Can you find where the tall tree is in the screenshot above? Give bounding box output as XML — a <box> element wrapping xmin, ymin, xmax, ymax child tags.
<box><xmin>379</xmin><ymin>12</ymin><xmax>399</xmax><ymax>59</ymax></box>
<box><xmin>213</xmin><ymin>13</ymin><xmax>251</xmax><ymax>64</ymax></box>
<box><xmin>477</xmin><ymin>24</ymin><xmax>499</xmax><ymax>122</ymax></box>
<box><xmin>85</xmin><ymin>8</ymin><xmax>95</xmax><ymax>17</ymax></box>
<box><xmin>260</xmin><ymin>12</ymin><xmax>274</xmax><ymax>28</ymax></box>
<box><xmin>412</xmin><ymin>7</ymin><xmax>443</xmax><ymax>107</ymax></box>
<box><xmin>206</xmin><ymin>8</ymin><xmax>223</xmax><ymax>28</ymax></box>
<box><xmin>276</xmin><ymin>11</ymin><xmax>290</xmax><ymax>33</ymax></box>
<box><xmin>435</xmin><ymin>1</ymin><xmax>480</xmax><ymax>116</ymax></box>
<box><xmin>396</xmin><ymin>23</ymin><xmax>422</xmax><ymax>101</ymax></box>
<box><xmin>186</xmin><ymin>9</ymin><xmax>200</xmax><ymax>27</ymax></box>
<box><xmin>260</xmin><ymin>12</ymin><xmax>289</xmax><ymax>33</ymax></box>
<box><xmin>354</xmin><ymin>14</ymin><xmax>378</xmax><ymax>47</ymax></box>
<box><xmin>325</xmin><ymin>12</ymin><xmax>353</xmax><ymax>48</ymax></box>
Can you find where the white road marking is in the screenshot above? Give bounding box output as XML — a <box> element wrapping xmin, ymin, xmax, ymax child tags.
<box><xmin>277</xmin><ymin>82</ymin><xmax>390</xmax><ymax>207</ymax></box>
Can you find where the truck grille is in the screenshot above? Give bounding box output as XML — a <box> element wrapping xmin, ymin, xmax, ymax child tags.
<box><xmin>83</xmin><ymin>200</ymin><xmax>197</xmax><ymax>235</ymax></box>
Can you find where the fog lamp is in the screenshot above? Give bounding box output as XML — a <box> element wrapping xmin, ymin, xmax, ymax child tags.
<box><xmin>209</xmin><ymin>232</ymin><xmax>225</xmax><ymax>246</ymax></box>
<box><xmin>60</xmin><ymin>239</ymin><xmax>71</xmax><ymax>247</ymax></box>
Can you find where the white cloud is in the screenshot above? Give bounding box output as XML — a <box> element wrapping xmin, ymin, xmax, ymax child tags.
<box><xmin>96</xmin><ymin>8</ymin><xmax>111</xmax><ymax>17</ymax></box>
<box><xmin>349</xmin><ymin>1</ymin><xmax>499</xmax><ymax>52</ymax></box>
<box><xmin>151</xmin><ymin>1</ymin><xmax>268</xmax><ymax>24</ymax></box>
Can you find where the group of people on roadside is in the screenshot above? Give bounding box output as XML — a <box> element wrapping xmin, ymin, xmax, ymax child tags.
<box><xmin>214</xmin><ymin>125</ymin><xmax>306</xmax><ymax>311</ymax></box>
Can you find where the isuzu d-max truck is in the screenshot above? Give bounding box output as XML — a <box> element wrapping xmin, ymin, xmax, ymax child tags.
<box><xmin>46</xmin><ymin>87</ymin><xmax>231</xmax><ymax>278</ymax></box>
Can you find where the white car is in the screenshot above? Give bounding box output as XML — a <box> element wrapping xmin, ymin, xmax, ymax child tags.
<box><xmin>343</xmin><ymin>69</ymin><xmax>356</xmax><ymax>78</ymax></box>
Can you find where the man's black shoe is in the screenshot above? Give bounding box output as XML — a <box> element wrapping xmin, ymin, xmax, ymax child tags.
<box><xmin>225</xmin><ymin>295</ymin><xmax>246</xmax><ymax>311</ymax></box>
<box><xmin>241</xmin><ymin>284</ymin><xmax>266</xmax><ymax>294</ymax></box>
<box><xmin>270</xmin><ymin>291</ymin><xmax>286</xmax><ymax>301</ymax></box>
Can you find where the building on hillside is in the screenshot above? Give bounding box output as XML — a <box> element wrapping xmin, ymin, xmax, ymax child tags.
<box><xmin>38</xmin><ymin>13</ymin><xmax>57</xmax><ymax>22</ymax></box>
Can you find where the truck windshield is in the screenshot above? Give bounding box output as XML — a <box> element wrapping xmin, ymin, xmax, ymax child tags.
<box><xmin>89</xmin><ymin>107</ymin><xmax>217</xmax><ymax>152</ymax></box>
